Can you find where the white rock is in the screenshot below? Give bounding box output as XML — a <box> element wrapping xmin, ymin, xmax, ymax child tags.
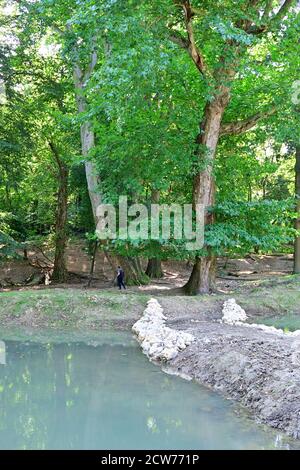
<box><xmin>222</xmin><ymin>298</ymin><xmax>248</xmax><ymax>325</ymax></box>
<box><xmin>291</xmin><ymin>341</ymin><xmax>300</xmax><ymax>366</ymax></box>
<box><xmin>132</xmin><ymin>297</ymin><xmax>195</xmax><ymax>362</ymax></box>
<box><xmin>149</xmin><ymin>343</ymin><xmax>164</xmax><ymax>357</ymax></box>
<box><xmin>221</xmin><ymin>300</ymin><xmax>300</xmax><ymax>367</ymax></box>
<box><xmin>203</xmin><ymin>337</ymin><xmax>211</xmax><ymax>344</ymax></box>
<box><xmin>161</xmin><ymin>348</ymin><xmax>178</xmax><ymax>361</ymax></box>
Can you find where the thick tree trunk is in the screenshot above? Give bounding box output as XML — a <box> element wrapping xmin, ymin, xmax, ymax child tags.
<box><xmin>73</xmin><ymin>62</ymin><xmax>147</xmax><ymax>286</ymax></box>
<box><xmin>145</xmin><ymin>258</ymin><xmax>163</xmax><ymax>279</ymax></box>
<box><xmin>294</xmin><ymin>146</ymin><xmax>300</xmax><ymax>274</ymax></box>
<box><xmin>183</xmin><ymin>87</ymin><xmax>231</xmax><ymax>294</ymax></box>
<box><xmin>103</xmin><ymin>251</ymin><xmax>147</xmax><ymax>285</ymax></box>
<box><xmin>49</xmin><ymin>143</ymin><xmax>69</xmax><ymax>283</ymax></box>
<box><xmin>184</xmin><ymin>256</ymin><xmax>216</xmax><ymax>295</ymax></box>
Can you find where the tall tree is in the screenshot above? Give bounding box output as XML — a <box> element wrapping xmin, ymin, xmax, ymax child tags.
<box><xmin>1</xmin><ymin>3</ymin><xmax>80</xmax><ymax>279</ymax></box>
<box><xmin>30</xmin><ymin>0</ymin><xmax>103</xmax><ymax>225</ymax></box>
<box><xmin>49</xmin><ymin>142</ymin><xmax>69</xmax><ymax>282</ymax></box>
<box><xmin>161</xmin><ymin>0</ymin><xmax>298</xmax><ymax>293</ymax></box>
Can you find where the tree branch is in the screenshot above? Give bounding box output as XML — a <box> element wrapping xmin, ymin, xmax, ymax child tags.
<box><xmin>169</xmin><ymin>1</ymin><xmax>207</xmax><ymax>76</ymax></box>
<box><xmin>168</xmin><ymin>30</ymin><xmax>190</xmax><ymax>50</ymax></box>
<box><xmin>273</xmin><ymin>0</ymin><xmax>295</xmax><ymax>21</ymax></box>
<box><xmin>52</xmin><ymin>24</ymin><xmax>65</xmax><ymax>36</ymax></box>
<box><xmin>220</xmin><ymin>106</ymin><xmax>277</xmax><ymax>136</ymax></box>
<box><xmin>168</xmin><ymin>29</ymin><xmax>206</xmax><ymax>75</ymax></box>
<box><xmin>248</xmin><ymin>0</ymin><xmax>295</xmax><ymax>35</ymax></box>
<box><xmin>182</xmin><ymin>1</ymin><xmax>206</xmax><ymax>75</ymax></box>
<box><xmin>83</xmin><ymin>38</ymin><xmax>98</xmax><ymax>83</ymax></box>
<box><xmin>48</xmin><ymin>141</ymin><xmax>63</xmax><ymax>170</ymax></box>
<box><xmin>261</xmin><ymin>0</ymin><xmax>273</xmax><ymax>21</ymax></box>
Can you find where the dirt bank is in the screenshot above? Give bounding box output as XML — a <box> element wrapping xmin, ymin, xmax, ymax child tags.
<box><xmin>160</xmin><ymin>303</ymin><xmax>300</xmax><ymax>440</ymax></box>
<box><xmin>1</xmin><ymin>276</ymin><xmax>299</xmax><ymax>330</ymax></box>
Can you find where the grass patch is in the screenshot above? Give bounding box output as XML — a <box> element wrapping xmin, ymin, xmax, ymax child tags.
<box><xmin>0</xmin><ymin>288</ymin><xmax>150</xmax><ymax>330</ymax></box>
<box><xmin>252</xmin><ymin>314</ymin><xmax>300</xmax><ymax>332</ymax></box>
<box><xmin>236</xmin><ymin>279</ymin><xmax>300</xmax><ymax>317</ymax></box>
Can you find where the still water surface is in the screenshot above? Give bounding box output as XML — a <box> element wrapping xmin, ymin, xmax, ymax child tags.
<box><xmin>0</xmin><ymin>331</ymin><xmax>294</xmax><ymax>450</ymax></box>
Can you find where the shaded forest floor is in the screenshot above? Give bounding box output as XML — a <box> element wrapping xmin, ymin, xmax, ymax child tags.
<box><xmin>0</xmin><ymin>239</ymin><xmax>296</xmax><ymax>294</ymax></box>
<box><xmin>1</xmin><ymin>240</ymin><xmax>299</xmax><ymax>330</ymax></box>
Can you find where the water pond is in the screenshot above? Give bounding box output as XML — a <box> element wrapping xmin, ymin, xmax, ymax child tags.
<box><xmin>0</xmin><ymin>331</ymin><xmax>295</xmax><ymax>450</ymax></box>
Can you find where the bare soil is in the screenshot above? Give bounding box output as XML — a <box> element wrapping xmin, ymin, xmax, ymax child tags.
<box><xmin>165</xmin><ymin>318</ymin><xmax>300</xmax><ymax>440</ymax></box>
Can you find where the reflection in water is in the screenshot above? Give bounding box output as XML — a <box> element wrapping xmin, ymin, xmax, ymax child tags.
<box><xmin>0</xmin><ymin>332</ymin><xmax>294</xmax><ymax>450</ymax></box>
<box><xmin>0</xmin><ymin>341</ymin><xmax>5</xmax><ymax>365</ymax></box>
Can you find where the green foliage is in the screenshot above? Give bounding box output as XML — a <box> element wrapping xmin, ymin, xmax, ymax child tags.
<box><xmin>208</xmin><ymin>199</ymin><xmax>296</xmax><ymax>255</ymax></box>
<box><xmin>0</xmin><ymin>0</ymin><xmax>299</xmax><ymax>265</ymax></box>
<box><xmin>0</xmin><ymin>212</ymin><xmax>23</xmax><ymax>259</ymax></box>
<box><xmin>0</xmin><ymin>231</ymin><xmax>23</xmax><ymax>259</ymax></box>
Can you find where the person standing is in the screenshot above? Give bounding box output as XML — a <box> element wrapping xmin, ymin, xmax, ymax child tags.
<box><xmin>116</xmin><ymin>266</ymin><xmax>126</xmax><ymax>290</ymax></box>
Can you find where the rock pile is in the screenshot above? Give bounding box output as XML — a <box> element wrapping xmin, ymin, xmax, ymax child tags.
<box><xmin>222</xmin><ymin>298</ymin><xmax>300</xmax><ymax>338</ymax></box>
<box><xmin>132</xmin><ymin>298</ymin><xmax>194</xmax><ymax>362</ymax></box>
<box><xmin>221</xmin><ymin>298</ymin><xmax>248</xmax><ymax>324</ymax></box>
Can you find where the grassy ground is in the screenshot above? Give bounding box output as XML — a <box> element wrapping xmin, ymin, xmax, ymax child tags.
<box><xmin>0</xmin><ymin>288</ymin><xmax>149</xmax><ymax>331</ymax></box>
<box><xmin>236</xmin><ymin>275</ymin><xmax>300</xmax><ymax>317</ymax></box>
<box><xmin>158</xmin><ymin>275</ymin><xmax>300</xmax><ymax>322</ymax></box>
<box><xmin>253</xmin><ymin>314</ymin><xmax>300</xmax><ymax>332</ymax></box>
<box><xmin>0</xmin><ymin>275</ymin><xmax>299</xmax><ymax>333</ymax></box>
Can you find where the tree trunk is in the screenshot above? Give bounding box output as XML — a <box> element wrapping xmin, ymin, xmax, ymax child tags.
<box><xmin>117</xmin><ymin>255</ymin><xmax>147</xmax><ymax>285</ymax></box>
<box><xmin>49</xmin><ymin>143</ymin><xmax>69</xmax><ymax>283</ymax></box>
<box><xmin>73</xmin><ymin>68</ymin><xmax>102</xmax><ymax>222</ymax></box>
<box><xmin>183</xmin><ymin>87</ymin><xmax>231</xmax><ymax>294</ymax></box>
<box><xmin>294</xmin><ymin>146</ymin><xmax>300</xmax><ymax>274</ymax></box>
<box><xmin>87</xmin><ymin>240</ymin><xmax>98</xmax><ymax>287</ymax></box>
<box><xmin>146</xmin><ymin>258</ymin><xmax>163</xmax><ymax>279</ymax></box>
<box><xmin>73</xmin><ymin>61</ymin><xmax>147</xmax><ymax>286</ymax></box>
<box><xmin>184</xmin><ymin>256</ymin><xmax>216</xmax><ymax>295</ymax></box>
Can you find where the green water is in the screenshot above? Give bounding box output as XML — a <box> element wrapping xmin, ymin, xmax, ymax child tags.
<box><xmin>0</xmin><ymin>332</ymin><xmax>294</xmax><ymax>450</ymax></box>
<box><xmin>252</xmin><ymin>314</ymin><xmax>300</xmax><ymax>332</ymax></box>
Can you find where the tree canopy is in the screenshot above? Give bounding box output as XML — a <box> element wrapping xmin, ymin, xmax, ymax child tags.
<box><xmin>0</xmin><ymin>0</ymin><xmax>299</xmax><ymax>291</ymax></box>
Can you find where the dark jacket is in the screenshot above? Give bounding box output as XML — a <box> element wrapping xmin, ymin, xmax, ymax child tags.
<box><xmin>117</xmin><ymin>268</ymin><xmax>124</xmax><ymax>281</ymax></box>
